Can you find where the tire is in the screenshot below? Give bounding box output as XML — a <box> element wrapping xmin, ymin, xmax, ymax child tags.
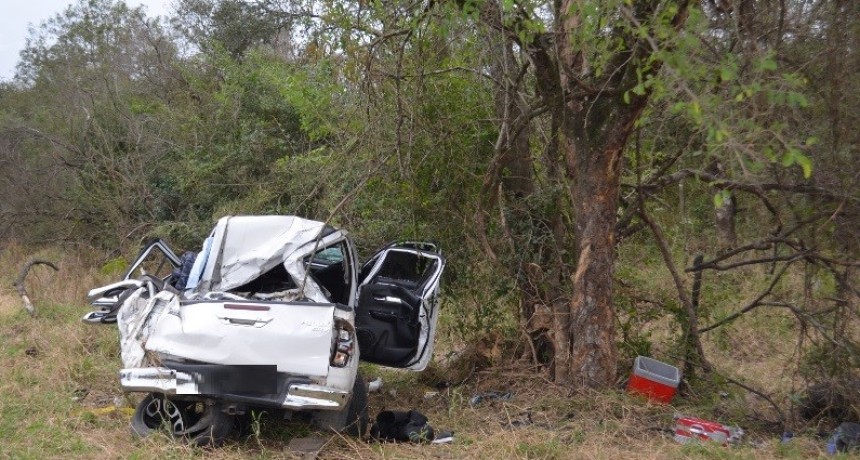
<box><xmin>314</xmin><ymin>372</ymin><xmax>369</xmax><ymax>437</ymax></box>
<box><xmin>131</xmin><ymin>393</ymin><xmax>233</xmax><ymax>447</ymax></box>
<box><xmin>345</xmin><ymin>372</ymin><xmax>370</xmax><ymax>437</ymax></box>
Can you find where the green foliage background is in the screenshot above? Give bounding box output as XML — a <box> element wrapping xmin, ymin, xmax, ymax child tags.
<box><xmin>1</xmin><ymin>0</ymin><xmax>859</xmax><ymax>387</ymax></box>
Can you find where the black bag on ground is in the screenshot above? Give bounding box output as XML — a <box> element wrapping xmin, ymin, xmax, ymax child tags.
<box><xmin>370</xmin><ymin>410</ymin><xmax>435</xmax><ymax>443</ymax></box>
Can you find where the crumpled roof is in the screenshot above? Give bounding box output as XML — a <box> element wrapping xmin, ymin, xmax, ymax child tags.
<box><xmin>196</xmin><ymin>215</ymin><xmax>340</xmax><ymax>298</ymax></box>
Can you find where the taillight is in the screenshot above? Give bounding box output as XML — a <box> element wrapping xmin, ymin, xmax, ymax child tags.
<box><xmin>331</xmin><ymin>320</ymin><xmax>354</xmax><ymax>367</ymax></box>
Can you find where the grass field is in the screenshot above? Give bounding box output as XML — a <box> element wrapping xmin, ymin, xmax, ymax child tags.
<box><xmin>0</xmin><ymin>244</ymin><xmax>850</xmax><ymax>459</ymax></box>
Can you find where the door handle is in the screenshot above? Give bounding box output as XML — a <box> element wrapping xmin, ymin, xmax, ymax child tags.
<box><xmin>218</xmin><ymin>315</ymin><xmax>272</xmax><ymax>328</ymax></box>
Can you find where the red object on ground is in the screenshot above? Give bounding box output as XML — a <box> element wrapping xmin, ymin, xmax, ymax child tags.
<box><xmin>626</xmin><ymin>356</ymin><xmax>680</xmax><ymax>404</ymax></box>
<box><xmin>674</xmin><ymin>416</ymin><xmax>732</xmax><ymax>445</ymax></box>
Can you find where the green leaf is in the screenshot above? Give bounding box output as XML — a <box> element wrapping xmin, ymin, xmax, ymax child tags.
<box><xmin>688</xmin><ymin>100</ymin><xmax>702</xmax><ymax>123</ymax></box>
<box><xmin>713</xmin><ymin>190</ymin><xmax>729</xmax><ymax>208</ymax></box>
<box><xmin>763</xmin><ymin>146</ymin><xmax>776</xmax><ymax>162</ymax></box>
<box><xmin>795</xmin><ymin>151</ymin><xmax>813</xmax><ymax>178</ymax></box>
<box><xmin>787</xmin><ymin>91</ymin><xmax>808</xmax><ymax>107</ymax></box>
<box><xmin>758</xmin><ymin>56</ymin><xmax>778</xmax><ymax>71</ymax></box>
<box><xmin>720</xmin><ymin>66</ymin><xmax>735</xmax><ymax>82</ymax></box>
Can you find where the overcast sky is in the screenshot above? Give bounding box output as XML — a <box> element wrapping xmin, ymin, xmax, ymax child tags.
<box><xmin>0</xmin><ymin>0</ymin><xmax>174</xmax><ymax>81</ymax></box>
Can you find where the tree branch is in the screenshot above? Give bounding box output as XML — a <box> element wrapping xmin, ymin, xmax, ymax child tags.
<box><xmin>698</xmin><ymin>256</ymin><xmax>802</xmax><ymax>333</ymax></box>
<box><xmin>638</xmin><ymin>207</ymin><xmax>709</xmax><ymax>374</ymax></box>
<box><xmin>639</xmin><ymin>168</ymin><xmax>850</xmax><ymax>201</ymax></box>
<box><xmin>13</xmin><ymin>258</ymin><xmax>59</xmax><ymax>316</ymax></box>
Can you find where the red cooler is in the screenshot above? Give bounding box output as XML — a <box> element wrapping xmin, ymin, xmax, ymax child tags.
<box><xmin>626</xmin><ymin>356</ymin><xmax>680</xmax><ymax>404</ymax></box>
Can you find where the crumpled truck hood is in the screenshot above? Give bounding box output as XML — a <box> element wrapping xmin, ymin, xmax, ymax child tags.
<box><xmin>194</xmin><ymin>215</ymin><xmax>340</xmax><ymax>301</ymax></box>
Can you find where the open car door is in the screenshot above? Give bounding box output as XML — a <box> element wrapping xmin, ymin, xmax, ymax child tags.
<box><xmin>355</xmin><ymin>242</ymin><xmax>445</xmax><ymax>371</ymax></box>
<box><xmin>83</xmin><ymin>239</ymin><xmax>183</xmax><ymax>323</ymax></box>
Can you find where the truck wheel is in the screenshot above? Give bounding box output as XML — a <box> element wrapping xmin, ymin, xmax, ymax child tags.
<box><xmin>131</xmin><ymin>393</ymin><xmax>233</xmax><ymax>447</ymax></box>
<box><xmin>314</xmin><ymin>372</ymin><xmax>369</xmax><ymax>437</ymax></box>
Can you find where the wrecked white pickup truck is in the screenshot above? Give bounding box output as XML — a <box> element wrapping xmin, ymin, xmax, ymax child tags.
<box><xmin>85</xmin><ymin>215</ymin><xmax>445</xmax><ymax>445</ymax></box>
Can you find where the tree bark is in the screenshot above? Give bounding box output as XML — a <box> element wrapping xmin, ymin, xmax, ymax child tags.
<box><xmin>464</xmin><ymin>0</ymin><xmax>691</xmax><ymax>387</ymax></box>
<box><xmin>708</xmin><ymin>161</ymin><xmax>738</xmax><ymax>250</ymax></box>
<box><xmin>552</xmin><ymin>0</ymin><xmax>690</xmax><ymax>387</ymax></box>
<box><xmin>560</xmin><ymin>122</ymin><xmax>633</xmax><ymax>387</ymax></box>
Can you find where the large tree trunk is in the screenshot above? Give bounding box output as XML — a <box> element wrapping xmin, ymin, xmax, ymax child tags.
<box><xmin>549</xmin><ymin>0</ymin><xmax>690</xmax><ymax>388</ymax></box>
<box><xmin>557</xmin><ymin>107</ymin><xmax>643</xmax><ymax>386</ymax></box>
<box><xmin>471</xmin><ymin>0</ymin><xmax>691</xmax><ymax>387</ymax></box>
<box><xmin>561</xmin><ymin>139</ymin><xmax>624</xmax><ymax>386</ymax></box>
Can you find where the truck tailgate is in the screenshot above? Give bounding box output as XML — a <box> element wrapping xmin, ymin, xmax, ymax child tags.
<box><xmin>144</xmin><ymin>301</ymin><xmax>334</xmax><ymax>378</ymax></box>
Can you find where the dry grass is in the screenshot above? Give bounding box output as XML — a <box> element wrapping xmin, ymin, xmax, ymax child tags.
<box><xmin>0</xmin><ymin>243</ymin><xmax>844</xmax><ymax>459</ymax></box>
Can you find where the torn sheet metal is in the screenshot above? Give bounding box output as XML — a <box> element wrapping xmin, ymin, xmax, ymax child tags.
<box><xmin>115</xmin><ymin>216</ymin><xmax>345</xmax><ymax>377</ymax></box>
<box><xmin>195</xmin><ymin>216</ymin><xmax>340</xmax><ymax>298</ymax></box>
<box><xmin>116</xmin><ymin>289</ymin><xmax>177</xmax><ymax>369</ymax></box>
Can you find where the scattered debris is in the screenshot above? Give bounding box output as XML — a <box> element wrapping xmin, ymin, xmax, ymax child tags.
<box><xmin>13</xmin><ymin>258</ymin><xmax>58</xmax><ymax>316</ymax></box>
<box><xmin>288</xmin><ymin>436</ymin><xmax>328</xmax><ymax>460</ymax></box>
<box><xmin>431</xmin><ymin>431</ymin><xmax>454</xmax><ymax>444</ymax></box>
<box><xmin>367</xmin><ymin>377</ymin><xmax>383</xmax><ymax>393</ymax></box>
<box><xmin>504</xmin><ymin>411</ymin><xmax>534</xmax><ymax>429</ymax></box>
<box><xmin>673</xmin><ymin>414</ymin><xmax>743</xmax><ymax>446</ymax></box>
<box><xmin>435</xmin><ymin>380</ymin><xmax>453</xmax><ymax>389</ymax></box>
<box><xmin>71</xmin><ymin>388</ymin><xmax>89</xmax><ymax>401</ymax></box>
<box><xmin>827</xmin><ymin>422</ymin><xmax>860</xmax><ymax>455</ymax></box>
<box><xmin>469</xmin><ymin>391</ymin><xmax>513</xmax><ymax>407</ymax></box>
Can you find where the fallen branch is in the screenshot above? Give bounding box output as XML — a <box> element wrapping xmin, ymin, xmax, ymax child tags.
<box><xmin>13</xmin><ymin>258</ymin><xmax>59</xmax><ymax>316</ymax></box>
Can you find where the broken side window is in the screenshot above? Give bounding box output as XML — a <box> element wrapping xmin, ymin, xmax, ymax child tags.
<box><xmin>305</xmin><ymin>242</ymin><xmax>353</xmax><ymax>305</ymax></box>
<box><xmin>368</xmin><ymin>251</ymin><xmax>439</xmax><ymax>292</ymax></box>
<box><xmin>125</xmin><ymin>240</ymin><xmax>181</xmax><ymax>285</ymax></box>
